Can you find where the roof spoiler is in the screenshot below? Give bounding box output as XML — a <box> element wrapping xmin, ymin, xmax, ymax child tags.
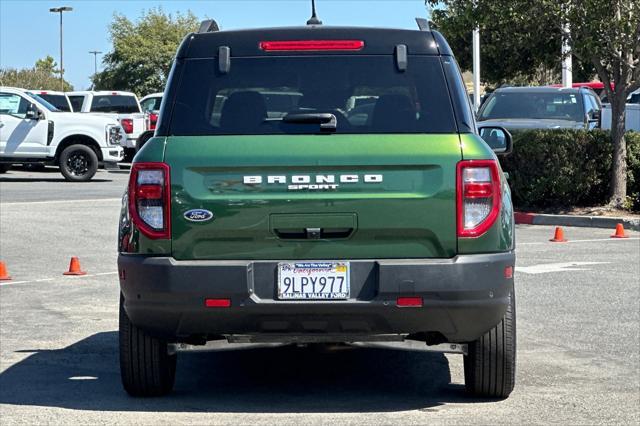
<box><xmin>198</xmin><ymin>19</ymin><xmax>220</xmax><ymax>33</ymax></box>
<box><xmin>415</xmin><ymin>18</ymin><xmax>431</xmax><ymax>31</ymax></box>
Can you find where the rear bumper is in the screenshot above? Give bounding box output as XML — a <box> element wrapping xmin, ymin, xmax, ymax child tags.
<box><xmin>101</xmin><ymin>146</ymin><xmax>124</xmax><ymax>163</ymax></box>
<box><xmin>122</xmin><ymin>137</ymin><xmax>137</xmax><ymax>149</ymax></box>
<box><xmin>118</xmin><ymin>252</ymin><xmax>515</xmax><ymax>343</ymax></box>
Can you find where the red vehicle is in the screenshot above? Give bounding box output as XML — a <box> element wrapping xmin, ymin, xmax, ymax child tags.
<box><xmin>549</xmin><ymin>81</ymin><xmax>614</xmax><ymax>98</ymax></box>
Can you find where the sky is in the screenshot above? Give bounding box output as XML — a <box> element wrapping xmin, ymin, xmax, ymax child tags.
<box><xmin>0</xmin><ymin>0</ymin><xmax>432</xmax><ymax>91</ymax></box>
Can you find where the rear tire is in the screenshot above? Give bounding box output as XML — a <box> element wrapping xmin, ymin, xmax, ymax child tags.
<box><xmin>0</xmin><ymin>164</ymin><xmax>10</xmax><ymax>173</ymax></box>
<box><xmin>463</xmin><ymin>292</ymin><xmax>516</xmax><ymax>398</ymax></box>
<box><xmin>59</xmin><ymin>144</ymin><xmax>98</xmax><ymax>182</ymax></box>
<box><xmin>119</xmin><ymin>295</ymin><xmax>176</xmax><ymax>396</ymax></box>
<box><xmin>136</xmin><ymin>131</ymin><xmax>154</xmax><ymax>153</ymax></box>
<box><xmin>123</xmin><ymin>148</ymin><xmax>136</xmax><ymax>163</ymax></box>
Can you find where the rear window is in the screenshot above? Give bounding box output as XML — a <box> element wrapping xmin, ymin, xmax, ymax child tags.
<box><xmin>68</xmin><ymin>95</ymin><xmax>85</xmax><ymax>111</ymax></box>
<box><xmin>90</xmin><ymin>95</ymin><xmax>140</xmax><ymax>113</ymax></box>
<box><xmin>37</xmin><ymin>94</ymin><xmax>70</xmax><ymax>111</ymax></box>
<box><xmin>479</xmin><ymin>92</ymin><xmax>584</xmax><ymax>122</ymax></box>
<box><xmin>169</xmin><ymin>56</ymin><xmax>456</xmax><ymax>135</ymax></box>
<box><xmin>141</xmin><ymin>96</ymin><xmax>162</xmax><ymax>112</ymax></box>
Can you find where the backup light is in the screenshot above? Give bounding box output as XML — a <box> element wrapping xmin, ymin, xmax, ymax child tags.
<box><xmin>259</xmin><ymin>40</ymin><xmax>364</xmax><ymax>51</ymax></box>
<box><xmin>128</xmin><ymin>163</ymin><xmax>171</xmax><ymax>239</ymax></box>
<box><xmin>457</xmin><ymin>160</ymin><xmax>501</xmax><ymax>237</ymax></box>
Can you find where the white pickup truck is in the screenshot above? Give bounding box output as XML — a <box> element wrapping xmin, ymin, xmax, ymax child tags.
<box><xmin>67</xmin><ymin>91</ymin><xmax>145</xmax><ymax>159</ymax></box>
<box><xmin>0</xmin><ymin>86</ymin><xmax>125</xmax><ymax>181</ymax></box>
<box><xmin>28</xmin><ymin>90</ymin><xmax>73</xmax><ymax>112</ymax></box>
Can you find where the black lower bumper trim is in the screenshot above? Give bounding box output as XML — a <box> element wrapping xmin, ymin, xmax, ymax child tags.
<box><xmin>118</xmin><ymin>252</ymin><xmax>515</xmax><ymax>343</ymax></box>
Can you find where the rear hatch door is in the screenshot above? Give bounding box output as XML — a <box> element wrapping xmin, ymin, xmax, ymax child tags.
<box><xmin>166</xmin><ymin>134</ymin><xmax>460</xmax><ymax>260</ymax></box>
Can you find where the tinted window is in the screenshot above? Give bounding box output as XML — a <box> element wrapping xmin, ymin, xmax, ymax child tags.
<box><xmin>169</xmin><ymin>56</ymin><xmax>456</xmax><ymax>135</ymax></box>
<box><xmin>69</xmin><ymin>95</ymin><xmax>85</xmax><ymax>111</ymax></box>
<box><xmin>583</xmin><ymin>94</ymin><xmax>596</xmax><ymax>115</ymax></box>
<box><xmin>90</xmin><ymin>95</ymin><xmax>140</xmax><ymax>113</ymax></box>
<box><xmin>38</xmin><ymin>94</ymin><xmax>70</xmax><ymax>111</ymax></box>
<box><xmin>25</xmin><ymin>93</ymin><xmax>59</xmax><ymax>111</ymax></box>
<box><xmin>441</xmin><ymin>57</ymin><xmax>475</xmax><ymax>132</ymax></box>
<box><xmin>479</xmin><ymin>92</ymin><xmax>584</xmax><ymax>122</ymax></box>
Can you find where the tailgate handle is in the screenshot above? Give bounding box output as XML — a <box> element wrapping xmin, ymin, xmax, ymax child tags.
<box><xmin>274</xmin><ymin>227</ymin><xmax>354</xmax><ymax>240</ymax></box>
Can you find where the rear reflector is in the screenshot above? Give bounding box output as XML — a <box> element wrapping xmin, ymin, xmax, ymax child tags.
<box><xmin>396</xmin><ymin>297</ymin><xmax>423</xmax><ymax>307</ymax></box>
<box><xmin>205</xmin><ymin>298</ymin><xmax>231</xmax><ymax>308</ymax></box>
<box><xmin>259</xmin><ymin>40</ymin><xmax>364</xmax><ymax>51</ymax></box>
<box><xmin>504</xmin><ymin>266</ymin><xmax>514</xmax><ymax>279</ymax></box>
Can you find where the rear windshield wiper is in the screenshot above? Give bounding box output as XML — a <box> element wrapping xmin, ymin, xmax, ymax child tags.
<box><xmin>281</xmin><ymin>112</ymin><xmax>337</xmax><ymax>132</ymax></box>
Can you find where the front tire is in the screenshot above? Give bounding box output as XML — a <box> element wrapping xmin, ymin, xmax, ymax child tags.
<box><xmin>119</xmin><ymin>295</ymin><xmax>176</xmax><ymax>396</ymax></box>
<box><xmin>464</xmin><ymin>292</ymin><xmax>516</xmax><ymax>398</ymax></box>
<box><xmin>59</xmin><ymin>144</ymin><xmax>98</xmax><ymax>182</ymax></box>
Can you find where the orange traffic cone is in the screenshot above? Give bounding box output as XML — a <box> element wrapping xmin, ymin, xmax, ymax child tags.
<box><xmin>549</xmin><ymin>227</ymin><xmax>567</xmax><ymax>242</ymax></box>
<box><xmin>611</xmin><ymin>223</ymin><xmax>629</xmax><ymax>239</ymax></box>
<box><xmin>63</xmin><ymin>257</ymin><xmax>87</xmax><ymax>276</ymax></box>
<box><xmin>0</xmin><ymin>261</ymin><xmax>11</xmax><ymax>281</ymax></box>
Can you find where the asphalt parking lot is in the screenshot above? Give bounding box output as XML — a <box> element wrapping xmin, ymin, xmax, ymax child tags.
<box><xmin>0</xmin><ymin>168</ymin><xmax>639</xmax><ymax>425</ymax></box>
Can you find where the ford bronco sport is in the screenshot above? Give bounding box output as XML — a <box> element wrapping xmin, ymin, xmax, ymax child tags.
<box><xmin>118</xmin><ymin>18</ymin><xmax>516</xmax><ymax>398</ymax></box>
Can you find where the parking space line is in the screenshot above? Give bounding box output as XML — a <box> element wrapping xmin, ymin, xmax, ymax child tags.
<box><xmin>2</xmin><ymin>198</ymin><xmax>121</xmax><ymax>206</ymax></box>
<box><xmin>0</xmin><ymin>271</ymin><xmax>117</xmax><ymax>287</ymax></box>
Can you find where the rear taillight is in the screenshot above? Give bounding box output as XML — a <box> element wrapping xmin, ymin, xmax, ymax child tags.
<box><xmin>457</xmin><ymin>160</ymin><xmax>501</xmax><ymax>237</ymax></box>
<box><xmin>121</xmin><ymin>118</ymin><xmax>133</xmax><ymax>134</ymax></box>
<box><xmin>128</xmin><ymin>163</ymin><xmax>170</xmax><ymax>239</ymax></box>
<box><xmin>149</xmin><ymin>113</ymin><xmax>158</xmax><ymax>130</ymax></box>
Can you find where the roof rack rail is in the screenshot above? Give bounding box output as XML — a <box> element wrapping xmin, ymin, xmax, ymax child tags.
<box><xmin>415</xmin><ymin>18</ymin><xmax>430</xmax><ymax>31</ymax></box>
<box><xmin>198</xmin><ymin>19</ymin><xmax>220</xmax><ymax>33</ymax></box>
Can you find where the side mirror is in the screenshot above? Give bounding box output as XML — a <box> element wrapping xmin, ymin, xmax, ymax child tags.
<box><xmin>589</xmin><ymin>110</ymin><xmax>601</xmax><ymax>122</ymax></box>
<box><xmin>25</xmin><ymin>104</ymin><xmax>42</xmax><ymax>120</ymax></box>
<box><xmin>478</xmin><ymin>126</ymin><xmax>512</xmax><ymax>155</ymax></box>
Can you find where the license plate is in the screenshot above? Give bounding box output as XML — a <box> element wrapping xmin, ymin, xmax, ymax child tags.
<box><xmin>277</xmin><ymin>262</ymin><xmax>350</xmax><ymax>300</ymax></box>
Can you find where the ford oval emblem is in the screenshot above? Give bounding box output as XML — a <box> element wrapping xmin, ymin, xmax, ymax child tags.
<box><xmin>184</xmin><ymin>209</ymin><xmax>214</xmax><ymax>222</ymax></box>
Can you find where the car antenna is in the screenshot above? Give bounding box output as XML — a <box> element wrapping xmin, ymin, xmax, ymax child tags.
<box><xmin>306</xmin><ymin>0</ymin><xmax>322</xmax><ymax>25</ymax></box>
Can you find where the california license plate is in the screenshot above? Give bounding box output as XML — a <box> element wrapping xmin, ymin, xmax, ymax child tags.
<box><xmin>277</xmin><ymin>262</ymin><xmax>350</xmax><ymax>300</ymax></box>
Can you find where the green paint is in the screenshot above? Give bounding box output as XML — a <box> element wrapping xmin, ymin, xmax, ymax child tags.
<box><xmin>164</xmin><ymin>134</ymin><xmax>461</xmax><ymax>260</ymax></box>
<box><xmin>123</xmin><ymin>133</ymin><xmax>514</xmax><ymax>259</ymax></box>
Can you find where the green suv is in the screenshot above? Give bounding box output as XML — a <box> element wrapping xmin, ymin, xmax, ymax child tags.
<box><xmin>118</xmin><ymin>19</ymin><xmax>516</xmax><ymax>398</ymax></box>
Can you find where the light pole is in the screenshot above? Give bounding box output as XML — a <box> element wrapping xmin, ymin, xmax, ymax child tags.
<box><xmin>89</xmin><ymin>50</ymin><xmax>102</xmax><ymax>88</ymax></box>
<box><xmin>49</xmin><ymin>6</ymin><xmax>73</xmax><ymax>91</ymax></box>
<box><xmin>472</xmin><ymin>28</ymin><xmax>481</xmax><ymax>111</ymax></box>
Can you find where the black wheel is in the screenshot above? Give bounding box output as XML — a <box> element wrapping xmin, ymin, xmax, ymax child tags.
<box><xmin>119</xmin><ymin>295</ymin><xmax>176</xmax><ymax>397</ymax></box>
<box><xmin>123</xmin><ymin>148</ymin><xmax>136</xmax><ymax>163</ymax></box>
<box><xmin>136</xmin><ymin>131</ymin><xmax>154</xmax><ymax>153</ymax></box>
<box><xmin>0</xmin><ymin>164</ymin><xmax>10</xmax><ymax>174</ymax></box>
<box><xmin>59</xmin><ymin>144</ymin><xmax>98</xmax><ymax>182</ymax></box>
<box><xmin>464</xmin><ymin>292</ymin><xmax>516</xmax><ymax>398</ymax></box>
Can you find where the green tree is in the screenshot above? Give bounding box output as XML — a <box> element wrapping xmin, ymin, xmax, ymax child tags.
<box><xmin>428</xmin><ymin>1</ymin><xmax>564</xmax><ymax>86</ymax></box>
<box><xmin>429</xmin><ymin>0</ymin><xmax>639</xmax><ymax>207</ymax></box>
<box><xmin>93</xmin><ymin>8</ymin><xmax>200</xmax><ymax>95</ymax></box>
<box><xmin>34</xmin><ymin>55</ymin><xmax>60</xmax><ymax>75</ymax></box>
<box><xmin>0</xmin><ymin>56</ymin><xmax>72</xmax><ymax>91</ymax></box>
